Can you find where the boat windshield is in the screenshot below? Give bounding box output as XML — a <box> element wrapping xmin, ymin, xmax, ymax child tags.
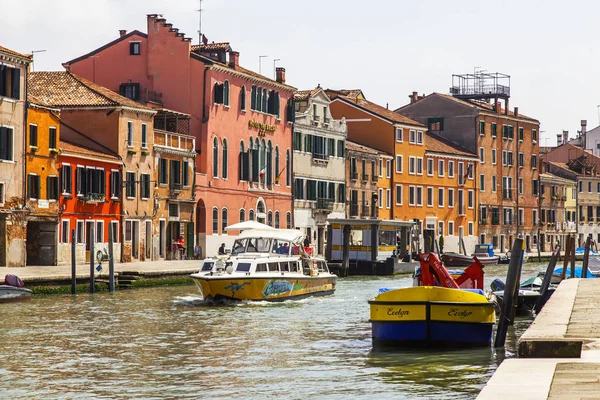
<box><xmin>246</xmin><ymin>237</ymin><xmax>272</xmax><ymax>253</ymax></box>
<box><xmin>231</xmin><ymin>239</ymin><xmax>247</xmax><ymax>254</ymax></box>
<box><xmin>271</xmin><ymin>239</ymin><xmax>291</xmax><ymax>255</ymax></box>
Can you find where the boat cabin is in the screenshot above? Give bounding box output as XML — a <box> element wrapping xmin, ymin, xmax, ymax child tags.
<box><xmin>474</xmin><ymin>244</ymin><xmax>495</xmax><ymax>257</ymax></box>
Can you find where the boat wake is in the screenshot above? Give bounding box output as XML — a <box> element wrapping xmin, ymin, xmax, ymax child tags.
<box><xmin>172</xmin><ymin>295</ymin><xmax>208</xmax><ymax>307</ymax></box>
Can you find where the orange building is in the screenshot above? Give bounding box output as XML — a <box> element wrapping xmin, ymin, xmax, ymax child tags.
<box><xmin>25</xmin><ymin>96</ymin><xmax>61</xmax><ymax>265</ymax></box>
<box><xmin>328</xmin><ymin>89</ymin><xmax>479</xmax><ymax>254</ymax></box>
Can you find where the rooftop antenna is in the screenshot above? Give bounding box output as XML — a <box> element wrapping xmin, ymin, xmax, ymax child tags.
<box><xmin>196</xmin><ymin>0</ymin><xmax>203</xmax><ymax>44</ymax></box>
<box><xmin>31</xmin><ymin>49</ymin><xmax>46</xmax><ymax>72</ymax></box>
<box><xmin>597</xmin><ymin>105</ymin><xmax>600</xmax><ymax>126</ymax></box>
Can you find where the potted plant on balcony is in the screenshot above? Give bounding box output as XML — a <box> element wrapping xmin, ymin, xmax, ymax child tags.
<box><xmin>127</xmin><ymin>149</ymin><xmax>137</xmax><ymax>155</ymax></box>
<box><xmin>141</xmin><ymin>149</ymin><xmax>150</xmax><ymax>156</ymax></box>
<box><xmin>49</xmin><ymin>148</ymin><xmax>60</xmax><ymax>155</ymax></box>
<box><xmin>29</xmin><ymin>146</ymin><xmax>38</xmax><ymax>153</ymax></box>
<box><xmin>561</xmin><ymin>196</ymin><xmax>567</xmax><ymax>201</ymax></box>
<box><xmin>479</xmin><ymin>219</ymin><xmax>487</xmax><ymax>225</ymax></box>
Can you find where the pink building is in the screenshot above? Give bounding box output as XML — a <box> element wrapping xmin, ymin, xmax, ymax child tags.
<box><xmin>63</xmin><ymin>14</ymin><xmax>295</xmax><ymax>256</ymax></box>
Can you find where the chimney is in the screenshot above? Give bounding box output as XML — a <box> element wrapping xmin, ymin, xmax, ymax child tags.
<box><xmin>514</xmin><ymin>107</ymin><xmax>519</xmax><ymax>117</ymax></box>
<box><xmin>557</xmin><ymin>133</ymin><xmax>563</xmax><ymax>147</ymax></box>
<box><xmin>504</xmin><ymin>98</ymin><xmax>509</xmax><ymax>115</ymax></box>
<box><xmin>581</xmin><ymin>120</ymin><xmax>587</xmax><ymax>134</ymax></box>
<box><xmin>563</xmin><ymin>130</ymin><xmax>569</xmax><ymax>144</ymax></box>
<box><xmin>276</xmin><ymin>67</ymin><xmax>286</xmax><ymax>84</ymax></box>
<box><xmin>228</xmin><ymin>51</ymin><xmax>239</xmax><ymax>69</ymax></box>
<box><xmin>119</xmin><ymin>30</ymin><xmax>127</xmax><ymax>37</ymax></box>
<box><xmin>495</xmin><ymin>99</ymin><xmax>501</xmax><ymax>113</ymax></box>
<box><xmin>409</xmin><ymin>91</ymin><xmax>418</xmax><ymax>104</ymax></box>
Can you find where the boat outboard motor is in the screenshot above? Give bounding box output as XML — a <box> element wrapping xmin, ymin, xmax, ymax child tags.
<box><xmin>490</xmin><ymin>278</ymin><xmax>505</xmax><ymax>292</ymax></box>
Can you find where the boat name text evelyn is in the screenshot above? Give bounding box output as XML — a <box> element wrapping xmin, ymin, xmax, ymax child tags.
<box><xmin>448</xmin><ymin>308</ymin><xmax>473</xmax><ymax>319</ymax></box>
<box><xmin>387</xmin><ymin>308</ymin><xmax>410</xmax><ymax>318</ymax></box>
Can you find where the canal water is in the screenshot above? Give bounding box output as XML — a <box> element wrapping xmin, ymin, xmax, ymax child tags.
<box><xmin>0</xmin><ymin>263</ymin><xmax>547</xmax><ymax>399</ymax></box>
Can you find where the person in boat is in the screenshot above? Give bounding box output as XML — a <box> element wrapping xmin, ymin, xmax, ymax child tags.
<box><xmin>218</xmin><ymin>243</ymin><xmax>226</xmax><ymax>255</ymax></box>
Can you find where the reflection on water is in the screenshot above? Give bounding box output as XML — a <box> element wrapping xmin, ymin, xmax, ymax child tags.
<box><xmin>0</xmin><ymin>263</ymin><xmax>543</xmax><ymax>399</ymax></box>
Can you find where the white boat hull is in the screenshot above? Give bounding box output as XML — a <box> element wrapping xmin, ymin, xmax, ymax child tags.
<box><xmin>0</xmin><ymin>285</ymin><xmax>33</xmax><ymax>303</ymax></box>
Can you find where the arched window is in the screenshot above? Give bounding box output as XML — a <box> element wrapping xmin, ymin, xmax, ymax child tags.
<box><xmin>213</xmin><ymin>82</ymin><xmax>221</xmax><ymax>104</ymax></box>
<box><xmin>239</xmin><ymin>209</ymin><xmax>246</xmax><ymax>222</ymax></box>
<box><xmin>267</xmin><ymin>141</ymin><xmax>273</xmax><ymax>185</ymax></box>
<box><xmin>256</xmin><ymin>87</ymin><xmax>262</xmax><ymax>112</ymax></box>
<box><xmin>222</xmin><ymin>139</ymin><xmax>228</xmax><ymax>179</ymax></box>
<box><xmin>250</xmin><ymin>85</ymin><xmax>256</xmax><ymax>110</ymax></box>
<box><xmin>240</xmin><ymin>85</ymin><xmax>246</xmax><ymax>111</ymax></box>
<box><xmin>222</xmin><ymin>208</ymin><xmax>228</xmax><ymax>233</ymax></box>
<box><xmin>212</xmin><ymin>137</ymin><xmax>219</xmax><ymax>178</ymax></box>
<box><xmin>275</xmin><ymin>211</ymin><xmax>280</xmax><ymax>229</ymax></box>
<box><xmin>249</xmin><ymin>209</ymin><xmax>255</xmax><ymax>221</ymax></box>
<box><xmin>275</xmin><ymin>146</ymin><xmax>280</xmax><ymax>185</ymax></box>
<box><xmin>257</xmin><ymin>201</ymin><xmax>266</xmax><ymax>223</ymax></box>
<box><xmin>212</xmin><ymin>207</ymin><xmax>219</xmax><ymax>234</ymax></box>
<box><xmin>267</xmin><ymin>211</ymin><xmax>273</xmax><ymax>227</ymax></box>
<box><xmin>274</xmin><ymin>92</ymin><xmax>280</xmax><ymax>118</ymax></box>
<box><xmin>223</xmin><ymin>80</ymin><xmax>230</xmax><ymax>107</ymax></box>
<box><xmin>285</xmin><ymin>150</ymin><xmax>291</xmax><ymax>186</ymax></box>
<box><xmin>286</xmin><ymin>212</ymin><xmax>292</xmax><ymax>229</ymax></box>
<box><xmin>250</xmin><ymin>137</ymin><xmax>258</xmax><ymax>182</ymax></box>
<box><xmin>259</xmin><ymin>139</ymin><xmax>266</xmax><ymax>184</ymax></box>
<box><xmin>262</xmin><ymin>88</ymin><xmax>267</xmax><ymax>112</ymax></box>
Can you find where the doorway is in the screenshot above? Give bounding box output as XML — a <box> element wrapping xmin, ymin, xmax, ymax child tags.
<box><xmin>131</xmin><ymin>221</ymin><xmax>139</xmax><ymax>259</ymax></box>
<box><xmin>159</xmin><ymin>219</ymin><xmax>166</xmax><ymax>258</ymax></box>
<box><xmin>145</xmin><ymin>220</ymin><xmax>152</xmax><ymax>260</ymax></box>
<box><xmin>423</xmin><ymin>229</ymin><xmax>434</xmax><ymax>253</ymax></box>
<box><xmin>26</xmin><ymin>221</ymin><xmax>57</xmax><ymax>266</ymax></box>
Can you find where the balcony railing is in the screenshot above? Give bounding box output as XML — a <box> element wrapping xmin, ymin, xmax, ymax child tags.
<box><xmin>316</xmin><ymin>198</ymin><xmax>333</xmax><ymax>211</ymax></box>
<box><xmin>170</xmin><ymin>183</ymin><xmax>182</xmax><ymax>196</ymax></box>
<box><xmin>80</xmin><ymin>193</ymin><xmax>106</xmax><ymax>204</ymax></box>
<box><xmin>312</xmin><ymin>153</ymin><xmax>329</xmax><ymax>165</ymax></box>
<box><xmin>349</xmin><ymin>203</ymin><xmax>359</xmax><ymax>217</ymax></box>
<box><xmin>362</xmin><ymin>174</ymin><xmax>368</xmax><ymax>183</ymax></box>
<box><xmin>154</xmin><ymin>130</ymin><xmax>195</xmax><ymax>152</ymax></box>
<box><xmin>350</xmin><ymin>171</ymin><xmax>358</xmax><ymax>181</ymax></box>
<box><xmin>361</xmin><ymin>204</ymin><xmax>370</xmax><ymax>218</ymax></box>
<box><xmin>145</xmin><ymin>89</ymin><xmax>163</xmax><ymax>105</ymax></box>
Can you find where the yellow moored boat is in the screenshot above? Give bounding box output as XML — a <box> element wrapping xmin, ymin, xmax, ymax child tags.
<box><xmin>369</xmin><ymin>286</ymin><xmax>495</xmax><ymax>347</ymax></box>
<box><xmin>190</xmin><ymin>229</ymin><xmax>336</xmax><ymax>302</ymax></box>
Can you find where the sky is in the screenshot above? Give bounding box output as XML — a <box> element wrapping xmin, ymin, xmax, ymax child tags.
<box><xmin>2</xmin><ymin>0</ymin><xmax>600</xmax><ymax>146</ymax></box>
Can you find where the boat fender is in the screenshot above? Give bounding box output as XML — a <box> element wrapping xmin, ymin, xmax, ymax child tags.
<box><xmin>5</xmin><ymin>274</ymin><xmax>24</xmax><ymax>288</ymax></box>
<box><xmin>490</xmin><ymin>278</ymin><xmax>505</xmax><ymax>292</ymax></box>
<box><xmin>225</xmin><ymin>265</ymin><xmax>233</xmax><ymax>274</ymax></box>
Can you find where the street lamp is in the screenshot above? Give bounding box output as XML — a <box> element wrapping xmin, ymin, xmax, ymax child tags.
<box><xmin>273</xmin><ymin>58</ymin><xmax>280</xmax><ymax>79</ymax></box>
<box><xmin>258</xmin><ymin>55</ymin><xmax>268</xmax><ymax>75</ymax></box>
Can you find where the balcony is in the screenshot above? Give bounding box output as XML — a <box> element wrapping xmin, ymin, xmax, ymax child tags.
<box><xmin>349</xmin><ymin>203</ymin><xmax>359</xmax><ymax>217</ymax></box>
<box><xmin>361</xmin><ymin>174</ymin><xmax>368</xmax><ymax>183</ymax></box>
<box><xmin>170</xmin><ymin>183</ymin><xmax>182</xmax><ymax>196</ymax></box>
<box><xmin>316</xmin><ymin>198</ymin><xmax>333</xmax><ymax>211</ymax></box>
<box><xmin>361</xmin><ymin>204</ymin><xmax>370</xmax><ymax>218</ymax></box>
<box><xmin>323</xmin><ymin>117</ymin><xmax>331</xmax><ymax>125</ymax></box>
<box><xmin>154</xmin><ymin>129</ymin><xmax>195</xmax><ymax>153</ymax></box>
<box><xmin>145</xmin><ymin>89</ymin><xmax>163</xmax><ymax>105</ymax></box>
<box><xmin>350</xmin><ymin>171</ymin><xmax>358</xmax><ymax>182</ymax></box>
<box><xmin>312</xmin><ymin>153</ymin><xmax>329</xmax><ymax>166</ymax></box>
<box><xmin>80</xmin><ymin>193</ymin><xmax>105</xmax><ymax>204</ymax></box>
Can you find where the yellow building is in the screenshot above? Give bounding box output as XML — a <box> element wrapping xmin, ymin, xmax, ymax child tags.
<box><xmin>25</xmin><ymin>95</ymin><xmax>61</xmax><ymax>265</ymax></box>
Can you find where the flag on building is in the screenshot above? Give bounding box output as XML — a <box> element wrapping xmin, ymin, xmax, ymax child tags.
<box><xmin>274</xmin><ymin>167</ymin><xmax>286</xmax><ymax>183</ymax></box>
<box><xmin>259</xmin><ymin>168</ymin><xmax>265</xmax><ymax>179</ymax></box>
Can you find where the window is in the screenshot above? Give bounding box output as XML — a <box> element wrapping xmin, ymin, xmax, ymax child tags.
<box><xmin>328</xmin><ymin>138</ymin><xmax>335</xmax><ymax>157</ymax></box>
<box><xmin>438</xmin><ymin>188</ymin><xmax>444</xmax><ymax>207</ymax></box>
<box><xmin>96</xmin><ymin>221</ymin><xmax>104</xmax><ymax>243</ymax></box>
<box><xmin>49</xmin><ymin>127</ymin><xmax>57</xmax><ymax>149</ymax></box>
<box><xmin>119</xmin><ymin>83</ymin><xmax>140</xmax><ymax>100</ymax></box>
<box><xmin>275</xmin><ymin>211</ymin><xmax>280</xmax><ymax>229</ymax></box>
<box><xmin>395</xmin><ymin>155</ymin><xmax>403</xmax><ymax>173</ymax></box>
<box><xmin>479</xmin><ymin>120</ymin><xmax>485</xmax><ymax>136</ymax></box>
<box><xmin>409</xmin><ymin>130</ymin><xmax>416</xmax><ymax>143</ymax></box>
<box><xmin>61</xmin><ymin>220</ymin><xmax>70</xmax><ymax>243</ymax></box>
<box><xmin>409</xmin><ymin>186</ymin><xmax>415</xmax><ymax>206</ymax></box>
<box><xmin>286</xmin><ymin>150</ymin><xmax>291</xmax><ymax>186</ymax></box>
<box><xmin>589</xmin><ymin>181</ymin><xmax>593</xmax><ymax>193</ymax></box>
<box><xmin>448</xmin><ymin>221</ymin><xmax>454</xmax><ymax>236</ymax></box>
<box><xmin>428</xmin><ymin>118</ymin><xmax>443</xmax><ymax>131</ymax></box>
<box><xmin>140</xmin><ymin>173</ymin><xmax>151</xmax><ymax>199</ymax></box>
<box><xmin>181</xmin><ymin>161</ymin><xmax>189</xmax><ymax>187</ymax></box>
<box><xmin>395</xmin><ymin>127</ymin><xmax>403</xmax><ymax>142</ymax></box>
<box><xmin>223</xmin><ymin>80</ymin><xmax>230</xmax><ymax>107</ymax></box>
<box><xmin>492</xmin><ymin>149</ymin><xmax>497</xmax><ymax>165</ymax></box>
<box><xmin>110</xmin><ymin>170</ymin><xmax>121</xmax><ymax>198</ymax></box>
<box><xmin>294</xmin><ymin>179</ymin><xmax>304</xmax><ymax>200</ymax></box>
<box><xmin>409</xmin><ymin>156</ymin><xmax>416</xmax><ymax>174</ymax></box>
<box><xmin>29</xmin><ymin>124</ymin><xmax>38</xmax><ymax>148</ymax></box>
<box><xmin>337</xmin><ymin>140</ymin><xmax>345</xmax><ymax>158</ymax></box>
<box><xmin>169</xmin><ymin>202</ymin><xmax>180</xmax><ymax>220</ymax></box>
<box><xmin>438</xmin><ymin>221</ymin><xmax>444</xmax><ymax>237</ymax></box>
<box><xmin>0</xmin><ymin>126</ymin><xmax>13</xmax><ymax>161</ymax></box>
<box><xmin>378</xmin><ymin>159</ymin><xmax>383</xmax><ymax>177</ymax></box>
<box><xmin>385</xmin><ymin>160</ymin><xmax>391</xmax><ymax>178</ymax></box>
<box><xmin>448</xmin><ymin>188</ymin><xmax>454</xmax><ymax>208</ymax></box>
<box><xmin>0</xmin><ymin>65</ymin><xmax>21</xmax><ymax>100</ymax></box>
<box><xmin>468</xmin><ymin>190</ymin><xmax>474</xmax><ymax>208</ymax></box>
<box><xmin>61</xmin><ymin>164</ymin><xmax>72</xmax><ymax>194</ymax></box>
<box><xmin>158</xmin><ymin>159</ymin><xmax>168</xmax><ymax>185</ymax></box>
<box><xmin>386</xmin><ymin>189</ymin><xmax>391</xmax><ymax>209</ymax></box>
<box><xmin>76</xmin><ymin>221</ymin><xmax>84</xmax><ymax>244</ymax></box>
<box><xmin>492</xmin><ymin>175</ymin><xmax>497</xmax><ymax>193</ymax></box>
<box><xmin>479</xmin><ymin>147</ymin><xmax>484</xmax><ymax>163</ymax></box>
<box><xmin>532</xmin><ymin>179</ymin><xmax>539</xmax><ymax>196</ymax></box>
<box><xmin>47</xmin><ymin>176</ymin><xmax>59</xmax><ymax>200</ymax></box>
<box><xmin>518</xmin><ymin>152</ymin><xmax>524</xmax><ymax>167</ymax></box>
<box><xmin>519</xmin><ymin>178</ymin><xmax>524</xmax><ymax>195</ymax></box>
<box><xmin>130</xmin><ymin>41</ymin><xmax>141</xmax><ymax>55</ymax></box>
<box><xmin>416</xmin><ymin>157</ymin><xmax>423</xmax><ymax>175</ymax></box>
<box><xmin>222</xmin><ymin>139</ymin><xmax>228</xmax><ymax>179</ymax></box>
<box><xmin>212</xmin><ymin>207</ymin><xmax>219</xmax><ymax>234</ymax></box>
<box><xmin>468</xmin><ymin>222</ymin><xmax>474</xmax><ymax>236</ymax></box>
<box><xmin>533</xmin><ymin>209</ymin><xmax>538</xmax><ymax>225</ymax></box>
<box><xmin>371</xmin><ymin>160</ymin><xmax>376</xmax><ymax>179</ymax></box>
<box><xmin>531</xmin><ymin>155</ymin><xmax>538</xmax><ymax>169</ymax></box>
<box><xmin>250</xmin><ymin>85</ymin><xmax>256</xmax><ymax>110</ymax></box>
<box><xmin>518</xmin><ymin>208</ymin><xmax>525</xmax><ymax>226</ymax></box>
<box><xmin>427</xmin><ymin>158</ymin><xmax>433</xmax><ymax>176</ymax></box>
<box><xmin>480</xmin><ymin>173</ymin><xmax>486</xmax><ymax>192</ymax></box>
<box><xmin>240</xmin><ymin>85</ymin><xmax>246</xmax><ymax>111</ymax></box>
<box><xmin>286</xmin><ymin>212</ymin><xmax>292</xmax><ymax>229</ymax></box>
<box><xmin>378</xmin><ymin>188</ymin><xmax>383</xmax><ymax>208</ymax></box>
<box><xmin>416</xmin><ymin>187</ymin><xmax>423</xmax><ymax>206</ymax></box>
<box><xmin>448</xmin><ymin>161</ymin><xmax>454</xmax><ymax>178</ymax></box>
<box><xmin>169</xmin><ymin>160</ymin><xmax>181</xmax><ymax>188</ymax></box>
<box><xmin>127</xmin><ymin>121</ymin><xmax>133</xmax><ymax>147</ymax></box>
<box><xmin>141</xmin><ymin>124</ymin><xmax>147</xmax><ymax>148</ymax></box>
<box><xmin>27</xmin><ymin>174</ymin><xmax>40</xmax><ymax>200</ymax></box>
<box><xmin>427</xmin><ymin>187</ymin><xmax>433</xmax><ymax>207</ymax></box>
<box><xmin>222</xmin><ymin>208</ymin><xmax>228</xmax><ymax>233</ymax></box>
<box><xmin>532</xmin><ymin>129</ymin><xmax>538</xmax><ymax>143</ymax></box>
<box><xmin>491</xmin><ymin>123</ymin><xmax>497</xmax><ymax>138</ymax></box>
<box><xmin>417</xmin><ymin>130</ymin><xmax>423</xmax><ymax>144</ymax></box>
<box><xmin>395</xmin><ymin>184</ymin><xmax>403</xmax><ymax>205</ymax></box>
<box><xmin>213</xmin><ymin>137</ymin><xmax>219</xmax><ymax>178</ymax></box>
<box><xmin>126</xmin><ymin>172</ymin><xmax>136</xmax><ymax>198</ymax></box>
<box><xmin>519</xmin><ymin>127</ymin><xmax>524</xmax><ymax>142</ymax></box>
<box><xmin>438</xmin><ymin>160</ymin><xmax>444</xmax><ymax>177</ymax></box>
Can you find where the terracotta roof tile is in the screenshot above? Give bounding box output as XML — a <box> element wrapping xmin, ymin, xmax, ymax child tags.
<box><xmin>294</xmin><ymin>87</ymin><xmax>322</xmax><ymax>100</ymax></box>
<box><xmin>28</xmin><ymin>71</ymin><xmax>150</xmax><ymax>110</ymax></box>
<box><xmin>0</xmin><ymin>45</ymin><xmax>32</xmax><ymax>60</ymax></box>
<box><xmin>425</xmin><ymin>132</ymin><xmax>477</xmax><ymax>158</ymax></box>
<box><xmin>191</xmin><ymin>42</ymin><xmax>231</xmax><ymax>52</ymax></box>
<box><xmin>327</xmin><ymin>89</ymin><xmax>364</xmax><ymax>99</ymax></box>
<box><xmin>346</xmin><ymin>140</ymin><xmax>381</xmax><ymax>155</ymax></box>
<box><xmin>332</xmin><ymin>93</ymin><xmax>424</xmax><ymax>127</ymax></box>
<box><xmin>59</xmin><ymin>140</ymin><xmax>120</xmax><ymax>161</ymax></box>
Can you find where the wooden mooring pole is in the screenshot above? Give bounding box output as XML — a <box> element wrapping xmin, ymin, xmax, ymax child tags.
<box><xmin>342</xmin><ymin>224</ymin><xmax>350</xmax><ymax>275</ymax></box>
<box><xmin>582</xmin><ymin>235</ymin><xmax>591</xmax><ymax>279</ymax></box>
<box><xmin>570</xmin><ymin>236</ymin><xmax>576</xmax><ymax>279</ymax></box>
<box><xmin>534</xmin><ymin>244</ymin><xmax>560</xmax><ymax>314</ymax></box>
<box><xmin>108</xmin><ymin>225</ymin><xmax>115</xmax><ymax>293</ymax></box>
<box><xmin>90</xmin><ymin>227</ymin><xmax>95</xmax><ymax>294</ymax></box>
<box><xmin>561</xmin><ymin>236</ymin><xmax>572</xmax><ymax>281</ymax></box>
<box><xmin>71</xmin><ymin>229</ymin><xmax>76</xmax><ymax>294</ymax></box>
<box><xmin>494</xmin><ymin>238</ymin><xmax>524</xmax><ymax>348</ymax></box>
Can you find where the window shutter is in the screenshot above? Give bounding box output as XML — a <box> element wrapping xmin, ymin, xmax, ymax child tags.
<box><xmin>0</xmin><ymin>66</ymin><xmax>6</xmax><ymax>96</ymax></box>
<box><xmin>243</xmin><ymin>151</ymin><xmax>249</xmax><ymax>181</ymax></box>
<box><xmin>36</xmin><ymin>176</ymin><xmax>40</xmax><ymax>199</ymax></box>
<box><xmin>6</xmin><ymin>128</ymin><xmax>12</xmax><ymax>161</ymax></box>
<box><xmin>10</xmin><ymin>68</ymin><xmax>20</xmax><ymax>100</ymax></box>
<box><xmin>267</xmin><ymin>152</ymin><xmax>272</xmax><ymax>184</ymax></box>
<box><xmin>46</xmin><ymin>176</ymin><xmax>51</xmax><ymax>199</ymax></box>
<box><xmin>251</xmin><ymin>86</ymin><xmax>256</xmax><ymax>110</ymax></box>
<box><xmin>119</xmin><ymin>84</ymin><xmax>126</xmax><ymax>96</ymax></box>
<box><xmin>252</xmin><ymin>149</ymin><xmax>259</xmax><ymax>182</ymax></box>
